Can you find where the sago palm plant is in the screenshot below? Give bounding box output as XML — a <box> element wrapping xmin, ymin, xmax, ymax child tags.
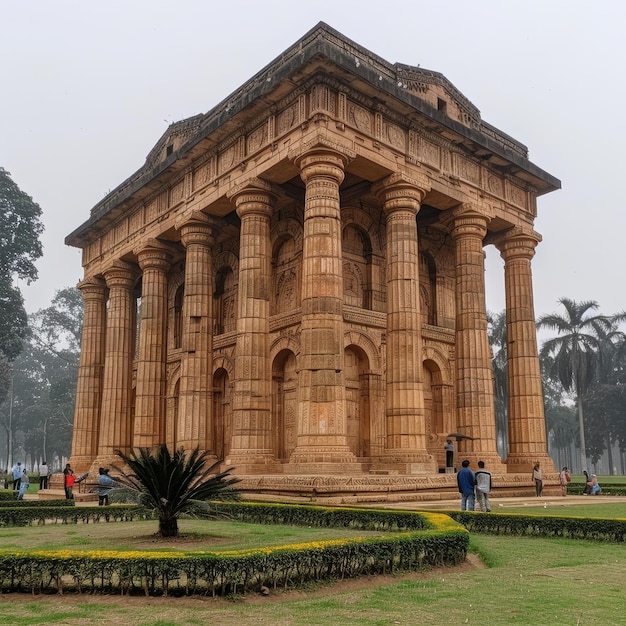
<box><xmin>112</xmin><ymin>445</ymin><xmax>240</xmax><ymax>537</ymax></box>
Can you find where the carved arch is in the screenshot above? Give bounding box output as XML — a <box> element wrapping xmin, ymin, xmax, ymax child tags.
<box><xmin>343</xmin><ymin>330</ymin><xmax>381</xmax><ymax>373</ymax></box>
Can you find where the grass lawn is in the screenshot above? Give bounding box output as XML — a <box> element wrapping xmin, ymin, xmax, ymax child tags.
<box><xmin>492</xmin><ymin>502</ymin><xmax>626</xmax><ymax>518</ymax></box>
<box><xmin>0</xmin><ymin>518</ymin><xmax>389</xmax><ymax>552</ymax></box>
<box><xmin>0</xmin><ymin>506</ymin><xmax>625</xmax><ymax>624</ymax></box>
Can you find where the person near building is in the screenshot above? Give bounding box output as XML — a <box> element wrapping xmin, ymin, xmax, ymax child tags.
<box><xmin>559</xmin><ymin>466</ymin><xmax>571</xmax><ymax>496</ymax></box>
<box><xmin>63</xmin><ymin>463</ymin><xmax>75</xmax><ymax>500</ymax></box>
<box><xmin>457</xmin><ymin>460</ymin><xmax>476</xmax><ymax>511</ymax></box>
<box><xmin>39</xmin><ymin>461</ymin><xmax>49</xmax><ymax>490</ymax></box>
<box><xmin>532</xmin><ymin>462</ymin><xmax>543</xmax><ymax>497</ymax></box>
<box><xmin>97</xmin><ymin>467</ymin><xmax>116</xmax><ymax>506</ymax></box>
<box><xmin>474</xmin><ymin>460</ymin><xmax>492</xmax><ymax>512</ymax></box>
<box><xmin>444</xmin><ymin>439</ymin><xmax>454</xmax><ymax>470</ymax></box>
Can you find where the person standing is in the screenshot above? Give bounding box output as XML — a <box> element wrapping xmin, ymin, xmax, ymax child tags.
<box><xmin>39</xmin><ymin>461</ymin><xmax>49</xmax><ymax>490</ymax></box>
<box><xmin>444</xmin><ymin>439</ymin><xmax>454</xmax><ymax>470</ymax></box>
<box><xmin>532</xmin><ymin>462</ymin><xmax>543</xmax><ymax>497</ymax></box>
<box><xmin>17</xmin><ymin>468</ymin><xmax>30</xmax><ymax>500</ymax></box>
<box><xmin>475</xmin><ymin>460</ymin><xmax>492</xmax><ymax>512</ymax></box>
<box><xmin>97</xmin><ymin>468</ymin><xmax>116</xmax><ymax>506</ymax></box>
<box><xmin>559</xmin><ymin>466</ymin><xmax>571</xmax><ymax>496</ymax></box>
<box><xmin>63</xmin><ymin>463</ymin><xmax>75</xmax><ymax>500</ymax></box>
<box><xmin>11</xmin><ymin>462</ymin><xmax>22</xmax><ymax>492</ymax></box>
<box><xmin>457</xmin><ymin>459</ymin><xmax>476</xmax><ymax>511</ymax></box>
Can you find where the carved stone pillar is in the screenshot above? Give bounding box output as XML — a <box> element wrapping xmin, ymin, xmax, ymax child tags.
<box><xmin>287</xmin><ymin>142</ymin><xmax>358</xmax><ymax>472</ymax></box>
<box><xmin>176</xmin><ymin>213</ymin><xmax>215</xmax><ymax>452</ymax></box>
<box><xmin>495</xmin><ymin>228</ymin><xmax>554</xmax><ymax>472</ymax></box>
<box><xmin>447</xmin><ymin>205</ymin><xmax>502</xmax><ymax>467</ymax></box>
<box><xmin>133</xmin><ymin>240</ymin><xmax>173</xmax><ymax>449</ymax></box>
<box><xmin>97</xmin><ymin>261</ymin><xmax>138</xmax><ymax>462</ymax></box>
<box><xmin>69</xmin><ymin>277</ymin><xmax>107</xmax><ymax>473</ymax></box>
<box><xmin>226</xmin><ymin>179</ymin><xmax>276</xmax><ymax>471</ymax></box>
<box><xmin>375</xmin><ymin>173</ymin><xmax>436</xmax><ymax>473</ymax></box>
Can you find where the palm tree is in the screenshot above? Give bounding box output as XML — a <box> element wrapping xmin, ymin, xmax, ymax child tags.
<box><xmin>112</xmin><ymin>445</ymin><xmax>240</xmax><ymax>537</ymax></box>
<box><xmin>537</xmin><ymin>298</ymin><xmax>614</xmax><ymax>472</ymax></box>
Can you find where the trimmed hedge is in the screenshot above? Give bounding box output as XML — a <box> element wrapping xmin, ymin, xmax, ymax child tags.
<box><xmin>0</xmin><ymin>499</ymin><xmax>74</xmax><ymax>509</ymax></box>
<box><xmin>0</xmin><ymin>503</ymin><xmax>468</xmax><ymax>596</ymax></box>
<box><xmin>0</xmin><ymin>505</ymin><xmax>149</xmax><ymax>527</ymax></box>
<box><xmin>568</xmin><ymin>482</ymin><xmax>626</xmax><ymax>496</ymax></box>
<box><xmin>448</xmin><ymin>510</ymin><xmax>626</xmax><ymax>542</ymax></box>
<box><xmin>0</xmin><ymin>490</ymin><xmax>17</xmax><ymax>502</ymax></box>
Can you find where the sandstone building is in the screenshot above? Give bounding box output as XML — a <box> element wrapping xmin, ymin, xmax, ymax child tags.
<box><xmin>66</xmin><ymin>24</ymin><xmax>560</xmax><ymax>498</ymax></box>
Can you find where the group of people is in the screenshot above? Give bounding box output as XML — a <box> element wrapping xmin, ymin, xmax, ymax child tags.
<box><xmin>456</xmin><ymin>459</ymin><xmax>492</xmax><ymax>512</ymax></box>
<box><xmin>11</xmin><ymin>461</ymin><xmax>50</xmax><ymax>499</ymax></box>
<box><xmin>583</xmin><ymin>470</ymin><xmax>601</xmax><ymax>495</ymax></box>
<box><xmin>62</xmin><ymin>463</ymin><xmax>115</xmax><ymax>503</ymax></box>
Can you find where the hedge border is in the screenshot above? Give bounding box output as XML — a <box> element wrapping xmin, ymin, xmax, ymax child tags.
<box><xmin>448</xmin><ymin>510</ymin><xmax>626</xmax><ymax>542</ymax></box>
<box><xmin>0</xmin><ymin>503</ymin><xmax>468</xmax><ymax>596</ymax></box>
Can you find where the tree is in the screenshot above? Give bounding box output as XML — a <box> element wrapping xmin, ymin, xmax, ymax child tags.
<box><xmin>0</xmin><ymin>287</ymin><xmax>82</xmax><ymax>469</ymax></box>
<box><xmin>487</xmin><ymin>310</ymin><xmax>508</xmax><ymax>458</ymax></box>
<box><xmin>537</xmin><ymin>298</ymin><xmax>614</xmax><ymax>472</ymax></box>
<box><xmin>112</xmin><ymin>446</ymin><xmax>240</xmax><ymax>538</ymax></box>
<box><xmin>0</xmin><ymin>167</ymin><xmax>44</xmax><ymax>407</ymax></box>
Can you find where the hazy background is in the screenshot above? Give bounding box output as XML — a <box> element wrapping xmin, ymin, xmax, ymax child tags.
<box><xmin>2</xmin><ymin>0</ymin><xmax>624</xmax><ymax>320</ymax></box>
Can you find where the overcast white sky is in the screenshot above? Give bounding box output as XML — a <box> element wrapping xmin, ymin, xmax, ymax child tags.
<box><xmin>2</xmin><ymin>0</ymin><xmax>625</xmax><ymax>323</ymax></box>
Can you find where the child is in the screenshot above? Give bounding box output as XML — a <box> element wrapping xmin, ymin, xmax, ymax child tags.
<box><xmin>17</xmin><ymin>469</ymin><xmax>29</xmax><ymax>500</ymax></box>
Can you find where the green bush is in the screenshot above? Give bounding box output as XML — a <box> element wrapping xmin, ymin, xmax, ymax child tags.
<box><xmin>0</xmin><ymin>489</ymin><xmax>17</xmax><ymax>501</ymax></box>
<box><xmin>449</xmin><ymin>510</ymin><xmax>626</xmax><ymax>542</ymax></box>
<box><xmin>0</xmin><ymin>505</ymin><xmax>148</xmax><ymax>527</ymax></box>
<box><xmin>0</xmin><ymin>499</ymin><xmax>75</xmax><ymax>508</ymax></box>
<box><xmin>0</xmin><ymin>503</ymin><xmax>468</xmax><ymax>596</ymax></box>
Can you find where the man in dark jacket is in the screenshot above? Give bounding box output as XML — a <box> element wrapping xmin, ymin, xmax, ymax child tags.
<box><xmin>457</xmin><ymin>459</ymin><xmax>475</xmax><ymax>511</ymax></box>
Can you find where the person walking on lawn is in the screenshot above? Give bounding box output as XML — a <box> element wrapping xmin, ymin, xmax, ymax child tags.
<box><xmin>457</xmin><ymin>459</ymin><xmax>475</xmax><ymax>511</ymax></box>
<box><xmin>475</xmin><ymin>460</ymin><xmax>492</xmax><ymax>512</ymax></box>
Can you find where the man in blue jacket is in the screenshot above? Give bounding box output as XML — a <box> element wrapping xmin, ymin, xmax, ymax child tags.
<box><xmin>457</xmin><ymin>459</ymin><xmax>475</xmax><ymax>511</ymax></box>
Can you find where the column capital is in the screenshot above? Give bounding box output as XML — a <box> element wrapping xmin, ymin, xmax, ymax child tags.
<box><xmin>135</xmin><ymin>238</ymin><xmax>176</xmax><ymax>273</ymax></box>
<box><xmin>176</xmin><ymin>211</ymin><xmax>216</xmax><ymax>248</ymax></box>
<box><xmin>373</xmin><ymin>172</ymin><xmax>430</xmax><ymax>215</ymax></box>
<box><xmin>77</xmin><ymin>276</ymin><xmax>107</xmax><ymax>301</ymax></box>
<box><xmin>444</xmin><ymin>203</ymin><xmax>491</xmax><ymax>240</ymax></box>
<box><xmin>102</xmin><ymin>260</ymin><xmax>139</xmax><ymax>290</ymax></box>
<box><xmin>227</xmin><ymin>177</ymin><xmax>275</xmax><ymax>219</ymax></box>
<box><xmin>289</xmin><ymin>132</ymin><xmax>355</xmax><ymax>185</ymax></box>
<box><xmin>493</xmin><ymin>226</ymin><xmax>542</xmax><ymax>261</ymax></box>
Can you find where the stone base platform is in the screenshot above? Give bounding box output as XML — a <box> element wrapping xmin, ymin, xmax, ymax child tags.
<box><xmin>37</xmin><ymin>488</ymin><xmax>98</xmax><ymax>504</ymax></box>
<box><xmin>236</xmin><ymin>472</ymin><xmax>561</xmax><ymax>505</ymax></box>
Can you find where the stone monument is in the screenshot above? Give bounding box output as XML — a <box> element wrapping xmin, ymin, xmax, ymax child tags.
<box><xmin>66</xmin><ymin>23</ymin><xmax>560</xmax><ymax>500</ymax></box>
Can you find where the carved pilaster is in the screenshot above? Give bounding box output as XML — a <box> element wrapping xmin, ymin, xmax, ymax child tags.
<box><xmin>446</xmin><ymin>204</ymin><xmax>502</xmax><ymax>468</ymax></box>
<box><xmin>373</xmin><ymin>173</ymin><xmax>436</xmax><ymax>473</ymax></box>
<box><xmin>494</xmin><ymin>227</ymin><xmax>554</xmax><ymax>472</ymax></box>
<box><xmin>226</xmin><ymin>179</ymin><xmax>277</xmax><ymax>471</ymax></box>
<box><xmin>133</xmin><ymin>240</ymin><xmax>174</xmax><ymax>448</ymax></box>
<box><xmin>97</xmin><ymin>261</ymin><xmax>139</xmax><ymax>463</ymax></box>
<box><xmin>176</xmin><ymin>212</ymin><xmax>215</xmax><ymax>452</ymax></box>
<box><xmin>69</xmin><ymin>277</ymin><xmax>107</xmax><ymax>473</ymax></box>
<box><xmin>286</xmin><ymin>144</ymin><xmax>359</xmax><ymax>472</ymax></box>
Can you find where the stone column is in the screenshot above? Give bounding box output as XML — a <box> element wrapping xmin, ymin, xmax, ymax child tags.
<box><xmin>287</xmin><ymin>141</ymin><xmax>358</xmax><ymax>472</ymax></box>
<box><xmin>447</xmin><ymin>205</ymin><xmax>502</xmax><ymax>467</ymax></box>
<box><xmin>69</xmin><ymin>277</ymin><xmax>107</xmax><ymax>473</ymax></box>
<box><xmin>133</xmin><ymin>240</ymin><xmax>173</xmax><ymax>449</ymax></box>
<box><xmin>495</xmin><ymin>227</ymin><xmax>554</xmax><ymax>472</ymax></box>
<box><xmin>375</xmin><ymin>173</ymin><xmax>436</xmax><ymax>473</ymax></box>
<box><xmin>97</xmin><ymin>261</ymin><xmax>138</xmax><ymax>462</ymax></box>
<box><xmin>225</xmin><ymin>178</ymin><xmax>276</xmax><ymax>471</ymax></box>
<box><xmin>176</xmin><ymin>212</ymin><xmax>215</xmax><ymax>453</ymax></box>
